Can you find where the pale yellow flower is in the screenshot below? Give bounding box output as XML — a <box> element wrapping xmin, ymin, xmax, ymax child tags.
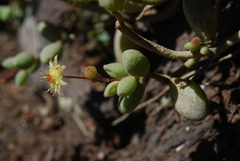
<box><xmin>41</xmin><ymin>56</ymin><xmax>67</xmax><ymax>96</ymax></box>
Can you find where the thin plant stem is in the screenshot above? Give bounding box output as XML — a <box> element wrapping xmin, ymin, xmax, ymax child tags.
<box><xmin>112</xmin><ymin>11</ymin><xmax>196</xmax><ymax>60</ymax></box>
<box><xmin>63</xmin><ymin>75</ymin><xmax>121</xmax><ymax>82</ymax></box>
<box><xmin>112</xmin><ymin>11</ymin><xmax>240</xmax><ymax>61</ymax></box>
<box><xmin>63</xmin><ymin>75</ymin><xmax>90</xmax><ymax>80</ymax></box>
<box><xmin>170</xmin><ymin>54</ymin><xmax>202</xmax><ymax>77</ymax></box>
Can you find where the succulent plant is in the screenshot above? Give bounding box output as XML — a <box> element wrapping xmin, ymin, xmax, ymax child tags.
<box><xmin>15</xmin><ymin>70</ymin><xmax>28</xmax><ymax>86</ymax></box>
<box><xmin>117</xmin><ymin>76</ymin><xmax>137</xmax><ymax>97</ymax></box>
<box><xmin>1</xmin><ymin>57</ymin><xmax>15</xmax><ymax>69</ymax></box>
<box><xmin>103</xmin><ymin>63</ymin><xmax>128</xmax><ymax>78</ymax></box>
<box><xmin>169</xmin><ymin>77</ymin><xmax>209</xmax><ymax>121</ymax></box>
<box><xmin>104</xmin><ymin>81</ymin><xmax>119</xmax><ymax>97</ymax></box>
<box><xmin>118</xmin><ymin>77</ymin><xmax>146</xmax><ymax>113</ymax></box>
<box><xmin>13</xmin><ymin>52</ymin><xmax>34</xmax><ymax>69</ymax></box>
<box><xmin>40</xmin><ymin>40</ymin><xmax>63</xmax><ymax>64</ymax></box>
<box><xmin>122</xmin><ymin>49</ymin><xmax>150</xmax><ymax>77</ymax></box>
<box><xmin>182</xmin><ymin>0</ymin><xmax>217</xmax><ymax>43</ymax></box>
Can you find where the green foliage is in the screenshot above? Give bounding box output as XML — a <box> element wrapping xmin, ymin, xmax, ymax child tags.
<box><xmin>104</xmin><ymin>81</ymin><xmax>119</xmax><ymax>97</ymax></box>
<box><xmin>117</xmin><ymin>76</ymin><xmax>137</xmax><ymax>97</ymax></box>
<box><xmin>169</xmin><ymin>77</ymin><xmax>209</xmax><ymax>121</ymax></box>
<box><xmin>200</xmin><ymin>45</ymin><xmax>210</xmax><ymax>55</ymax></box>
<box><xmin>1</xmin><ymin>57</ymin><xmax>15</xmax><ymax>69</ymax></box>
<box><xmin>118</xmin><ymin>77</ymin><xmax>145</xmax><ymax>113</ymax></box>
<box><xmin>26</xmin><ymin>57</ymin><xmax>40</xmax><ymax>73</ymax></box>
<box><xmin>182</xmin><ymin>0</ymin><xmax>217</xmax><ymax>43</ymax></box>
<box><xmin>3</xmin><ymin>0</ymin><xmax>240</xmax><ymax>121</ymax></box>
<box><xmin>122</xmin><ymin>49</ymin><xmax>150</xmax><ymax>77</ymax></box>
<box><xmin>103</xmin><ymin>63</ymin><xmax>128</xmax><ymax>78</ymax></box>
<box><xmin>15</xmin><ymin>70</ymin><xmax>28</xmax><ymax>86</ymax></box>
<box><xmin>0</xmin><ymin>6</ymin><xmax>13</xmax><ymax>22</ymax></box>
<box><xmin>184</xmin><ymin>42</ymin><xmax>200</xmax><ymax>51</ymax></box>
<box><xmin>40</xmin><ymin>40</ymin><xmax>63</xmax><ymax>64</ymax></box>
<box><xmin>13</xmin><ymin>52</ymin><xmax>34</xmax><ymax>69</ymax></box>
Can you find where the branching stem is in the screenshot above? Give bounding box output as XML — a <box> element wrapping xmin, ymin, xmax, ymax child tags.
<box><xmin>112</xmin><ymin>11</ymin><xmax>196</xmax><ymax>60</ymax></box>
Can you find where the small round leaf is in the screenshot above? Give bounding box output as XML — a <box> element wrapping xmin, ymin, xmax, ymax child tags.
<box><xmin>169</xmin><ymin>77</ymin><xmax>209</xmax><ymax>121</ymax></box>
<box><xmin>118</xmin><ymin>77</ymin><xmax>145</xmax><ymax>113</ymax></box>
<box><xmin>13</xmin><ymin>52</ymin><xmax>34</xmax><ymax>69</ymax></box>
<box><xmin>117</xmin><ymin>76</ymin><xmax>137</xmax><ymax>97</ymax></box>
<box><xmin>1</xmin><ymin>57</ymin><xmax>15</xmax><ymax>69</ymax></box>
<box><xmin>103</xmin><ymin>63</ymin><xmax>128</xmax><ymax>78</ymax></box>
<box><xmin>40</xmin><ymin>40</ymin><xmax>63</xmax><ymax>64</ymax></box>
<box><xmin>104</xmin><ymin>81</ymin><xmax>119</xmax><ymax>97</ymax></box>
<box><xmin>122</xmin><ymin>49</ymin><xmax>150</xmax><ymax>77</ymax></box>
<box><xmin>15</xmin><ymin>70</ymin><xmax>28</xmax><ymax>86</ymax></box>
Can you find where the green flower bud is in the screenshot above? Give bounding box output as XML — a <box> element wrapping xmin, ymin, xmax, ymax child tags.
<box><xmin>0</xmin><ymin>6</ymin><xmax>13</xmax><ymax>22</ymax></box>
<box><xmin>191</xmin><ymin>37</ymin><xmax>202</xmax><ymax>47</ymax></box>
<box><xmin>200</xmin><ymin>45</ymin><xmax>209</xmax><ymax>55</ymax></box>
<box><xmin>182</xmin><ymin>0</ymin><xmax>217</xmax><ymax>43</ymax></box>
<box><xmin>169</xmin><ymin>77</ymin><xmax>209</xmax><ymax>121</ymax></box>
<box><xmin>103</xmin><ymin>63</ymin><xmax>128</xmax><ymax>78</ymax></box>
<box><xmin>99</xmin><ymin>0</ymin><xmax>127</xmax><ymax>11</ymax></box>
<box><xmin>117</xmin><ymin>76</ymin><xmax>137</xmax><ymax>97</ymax></box>
<box><xmin>122</xmin><ymin>49</ymin><xmax>150</xmax><ymax>77</ymax></box>
<box><xmin>118</xmin><ymin>77</ymin><xmax>145</xmax><ymax>113</ymax></box>
<box><xmin>40</xmin><ymin>40</ymin><xmax>63</xmax><ymax>64</ymax></box>
<box><xmin>15</xmin><ymin>70</ymin><xmax>28</xmax><ymax>86</ymax></box>
<box><xmin>84</xmin><ymin>66</ymin><xmax>97</xmax><ymax>79</ymax></box>
<box><xmin>104</xmin><ymin>81</ymin><xmax>119</xmax><ymax>97</ymax></box>
<box><xmin>184</xmin><ymin>42</ymin><xmax>200</xmax><ymax>51</ymax></box>
<box><xmin>1</xmin><ymin>57</ymin><xmax>15</xmax><ymax>69</ymax></box>
<box><xmin>26</xmin><ymin>57</ymin><xmax>40</xmax><ymax>73</ymax></box>
<box><xmin>13</xmin><ymin>52</ymin><xmax>34</xmax><ymax>69</ymax></box>
<box><xmin>38</xmin><ymin>21</ymin><xmax>61</xmax><ymax>42</ymax></box>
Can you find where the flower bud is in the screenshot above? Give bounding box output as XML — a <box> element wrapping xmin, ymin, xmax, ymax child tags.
<box><xmin>84</xmin><ymin>66</ymin><xmax>97</xmax><ymax>78</ymax></box>
<box><xmin>99</xmin><ymin>0</ymin><xmax>127</xmax><ymax>11</ymax></box>
<box><xmin>122</xmin><ymin>49</ymin><xmax>150</xmax><ymax>77</ymax></box>
<box><xmin>200</xmin><ymin>45</ymin><xmax>209</xmax><ymax>55</ymax></box>
<box><xmin>118</xmin><ymin>77</ymin><xmax>145</xmax><ymax>113</ymax></box>
<box><xmin>40</xmin><ymin>40</ymin><xmax>63</xmax><ymax>64</ymax></box>
<box><xmin>15</xmin><ymin>70</ymin><xmax>28</xmax><ymax>86</ymax></box>
<box><xmin>117</xmin><ymin>76</ymin><xmax>137</xmax><ymax>97</ymax></box>
<box><xmin>13</xmin><ymin>52</ymin><xmax>34</xmax><ymax>69</ymax></box>
<box><xmin>191</xmin><ymin>37</ymin><xmax>202</xmax><ymax>47</ymax></box>
<box><xmin>104</xmin><ymin>81</ymin><xmax>119</xmax><ymax>97</ymax></box>
<box><xmin>169</xmin><ymin>77</ymin><xmax>209</xmax><ymax>121</ymax></box>
<box><xmin>1</xmin><ymin>57</ymin><xmax>15</xmax><ymax>69</ymax></box>
<box><xmin>103</xmin><ymin>63</ymin><xmax>128</xmax><ymax>78</ymax></box>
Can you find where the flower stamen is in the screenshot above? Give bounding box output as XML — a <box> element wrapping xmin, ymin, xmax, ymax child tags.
<box><xmin>40</xmin><ymin>55</ymin><xmax>67</xmax><ymax>96</ymax></box>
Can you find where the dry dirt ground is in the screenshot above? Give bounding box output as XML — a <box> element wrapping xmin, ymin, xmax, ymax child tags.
<box><xmin>1</xmin><ymin>0</ymin><xmax>240</xmax><ymax>161</ymax></box>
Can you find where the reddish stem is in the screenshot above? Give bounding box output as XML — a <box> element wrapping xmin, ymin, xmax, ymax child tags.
<box><xmin>63</xmin><ymin>75</ymin><xmax>121</xmax><ymax>83</ymax></box>
<box><xmin>63</xmin><ymin>75</ymin><xmax>90</xmax><ymax>80</ymax></box>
